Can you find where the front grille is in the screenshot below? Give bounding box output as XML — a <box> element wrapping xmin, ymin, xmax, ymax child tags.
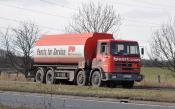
<box><xmin>122</xmin><ymin>68</ymin><xmax>133</xmax><ymax>70</ymax></box>
<box><xmin>115</xmin><ymin>62</ymin><xmax>138</xmax><ymax>71</ymax></box>
<box><xmin>115</xmin><ymin>62</ymin><xmax>135</xmax><ymax>67</ymax></box>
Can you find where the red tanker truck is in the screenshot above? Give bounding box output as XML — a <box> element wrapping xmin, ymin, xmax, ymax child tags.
<box><xmin>32</xmin><ymin>33</ymin><xmax>144</xmax><ymax>88</ymax></box>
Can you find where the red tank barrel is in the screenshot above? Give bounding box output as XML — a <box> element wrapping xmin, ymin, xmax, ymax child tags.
<box><xmin>34</xmin><ymin>33</ymin><xmax>113</xmax><ymax>64</ymax></box>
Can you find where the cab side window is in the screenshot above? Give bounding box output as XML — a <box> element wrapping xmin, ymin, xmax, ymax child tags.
<box><xmin>100</xmin><ymin>43</ymin><xmax>108</xmax><ymax>55</ymax></box>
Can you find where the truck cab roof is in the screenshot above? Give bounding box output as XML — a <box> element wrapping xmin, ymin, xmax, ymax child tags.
<box><xmin>98</xmin><ymin>39</ymin><xmax>138</xmax><ymax>43</ymax></box>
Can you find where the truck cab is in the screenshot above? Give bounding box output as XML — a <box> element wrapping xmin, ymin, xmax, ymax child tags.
<box><xmin>91</xmin><ymin>39</ymin><xmax>143</xmax><ymax>88</ymax></box>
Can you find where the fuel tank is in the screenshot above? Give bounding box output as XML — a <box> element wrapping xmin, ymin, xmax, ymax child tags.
<box><xmin>34</xmin><ymin>33</ymin><xmax>113</xmax><ymax>64</ymax></box>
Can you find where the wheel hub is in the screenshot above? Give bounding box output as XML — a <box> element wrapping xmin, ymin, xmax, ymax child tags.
<box><xmin>47</xmin><ymin>74</ymin><xmax>52</xmax><ymax>82</ymax></box>
<box><xmin>78</xmin><ymin>74</ymin><xmax>84</xmax><ymax>84</ymax></box>
<box><xmin>93</xmin><ymin>75</ymin><xmax>100</xmax><ymax>85</ymax></box>
<box><xmin>37</xmin><ymin>72</ymin><xmax>42</xmax><ymax>81</ymax></box>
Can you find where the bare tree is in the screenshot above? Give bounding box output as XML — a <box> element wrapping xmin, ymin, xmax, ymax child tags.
<box><xmin>0</xmin><ymin>28</ymin><xmax>19</xmax><ymax>71</ymax></box>
<box><xmin>1</xmin><ymin>22</ymin><xmax>39</xmax><ymax>77</ymax></box>
<box><xmin>150</xmin><ymin>18</ymin><xmax>175</xmax><ymax>74</ymax></box>
<box><xmin>65</xmin><ymin>2</ymin><xmax>121</xmax><ymax>34</ymax></box>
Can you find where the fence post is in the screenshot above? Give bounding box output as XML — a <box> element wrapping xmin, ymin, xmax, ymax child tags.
<box><xmin>17</xmin><ymin>72</ymin><xmax>19</xmax><ymax>77</ymax></box>
<box><xmin>158</xmin><ymin>75</ymin><xmax>161</xmax><ymax>83</ymax></box>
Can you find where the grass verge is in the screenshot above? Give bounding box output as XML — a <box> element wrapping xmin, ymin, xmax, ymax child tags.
<box><xmin>0</xmin><ymin>81</ymin><xmax>175</xmax><ymax>103</ymax></box>
<box><xmin>0</xmin><ymin>105</ymin><xmax>30</xmax><ymax>109</ymax></box>
<box><xmin>1</xmin><ymin>67</ymin><xmax>175</xmax><ymax>87</ymax></box>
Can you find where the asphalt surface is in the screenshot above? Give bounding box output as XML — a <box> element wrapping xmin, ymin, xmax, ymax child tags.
<box><xmin>0</xmin><ymin>91</ymin><xmax>175</xmax><ymax>109</ymax></box>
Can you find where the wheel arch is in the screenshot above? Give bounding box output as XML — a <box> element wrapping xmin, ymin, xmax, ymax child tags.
<box><xmin>46</xmin><ymin>67</ymin><xmax>54</xmax><ymax>72</ymax></box>
<box><xmin>35</xmin><ymin>67</ymin><xmax>46</xmax><ymax>75</ymax></box>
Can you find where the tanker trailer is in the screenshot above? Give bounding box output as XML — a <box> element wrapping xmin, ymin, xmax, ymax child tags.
<box><xmin>33</xmin><ymin>33</ymin><xmax>143</xmax><ymax>88</ymax></box>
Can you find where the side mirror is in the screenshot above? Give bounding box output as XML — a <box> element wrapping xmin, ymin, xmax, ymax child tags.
<box><xmin>141</xmin><ymin>48</ymin><xmax>144</xmax><ymax>55</ymax></box>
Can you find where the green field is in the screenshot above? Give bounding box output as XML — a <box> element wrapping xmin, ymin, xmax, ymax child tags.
<box><xmin>141</xmin><ymin>67</ymin><xmax>175</xmax><ymax>81</ymax></box>
<box><xmin>139</xmin><ymin>67</ymin><xmax>175</xmax><ymax>88</ymax></box>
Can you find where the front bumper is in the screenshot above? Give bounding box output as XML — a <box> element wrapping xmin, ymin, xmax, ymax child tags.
<box><xmin>102</xmin><ymin>73</ymin><xmax>143</xmax><ymax>82</ymax></box>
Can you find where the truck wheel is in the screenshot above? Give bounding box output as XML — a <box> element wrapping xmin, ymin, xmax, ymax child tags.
<box><xmin>35</xmin><ymin>67</ymin><xmax>46</xmax><ymax>83</ymax></box>
<box><xmin>91</xmin><ymin>71</ymin><xmax>102</xmax><ymax>87</ymax></box>
<box><xmin>122</xmin><ymin>81</ymin><xmax>134</xmax><ymax>88</ymax></box>
<box><xmin>76</xmin><ymin>70</ymin><xmax>88</xmax><ymax>86</ymax></box>
<box><xmin>46</xmin><ymin>69</ymin><xmax>55</xmax><ymax>84</ymax></box>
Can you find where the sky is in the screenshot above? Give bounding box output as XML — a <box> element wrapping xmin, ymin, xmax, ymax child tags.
<box><xmin>0</xmin><ymin>0</ymin><xmax>175</xmax><ymax>58</ymax></box>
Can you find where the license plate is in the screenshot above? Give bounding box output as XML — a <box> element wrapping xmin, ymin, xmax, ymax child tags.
<box><xmin>123</xmin><ymin>75</ymin><xmax>132</xmax><ymax>78</ymax></box>
<box><xmin>112</xmin><ymin>75</ymin><xmax>116</xmax><ymax>79</ymax></box>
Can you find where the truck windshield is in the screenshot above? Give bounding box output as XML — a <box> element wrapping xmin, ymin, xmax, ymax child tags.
<box><xmin>110</xmin><ymin>42</ymin><xmax>139</xmax><ymax>55</ymax></box>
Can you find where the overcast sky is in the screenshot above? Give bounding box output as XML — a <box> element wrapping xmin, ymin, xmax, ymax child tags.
<box><xmin>0</xmin><ymin>0</ymin><xmax>175</xmax><ymax>58</ymax></box>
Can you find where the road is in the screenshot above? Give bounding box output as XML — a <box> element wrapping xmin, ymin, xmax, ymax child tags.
<box><xmin>0</xmin><ymin>91</ymin><xmax>175</xmax><ymax>109</ymax></box>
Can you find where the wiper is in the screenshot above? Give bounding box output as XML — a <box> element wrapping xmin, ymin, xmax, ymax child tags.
<box><xmin>115</xmin><ymin>52</ymin><xmax>128</xmax><ymax>55</ymax></box>
<box><xmin>115</xmin><ymin>52</ymin><xmax>125</xmax><ymax>55</ymax></box>
<box><xmin>123</xmin><ymin>53</ymin><xmax>128</xmax><ymax>55</ymax></box>
<box><xmin>118</xmin><ymin>52</ymin><xmax>123</xmax><ymax>55</ymax></box>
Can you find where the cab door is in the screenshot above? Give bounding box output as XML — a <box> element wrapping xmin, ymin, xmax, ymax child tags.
<box><xmin>96</xmin><ymin>42</ymin><xmax>110</xmax><ymax>72</ymax></box>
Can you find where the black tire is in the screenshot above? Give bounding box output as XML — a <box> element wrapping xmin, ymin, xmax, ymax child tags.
<box><xmin>35</xmin><ymin>67</ymin><xmax>46</xmax><ymax>83</ymax></box>
<box><xmin>76</xmin><ymin>70</ymin><xmax>88</xmax><ymax>86</ymax></box>
<box><xmin>122</xmin><ymin>81</ymin><xmax>134</xmax><ymax>88</ymax></box>
<box><xmin>91</xmin><ymin>70</ymin><xmax>103</xmax><ymax>87</ymax></box>
<box><xmin>46</xmin><ymin>69</ymin><xmax>55</xmax><ymax>84</ymax></box>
